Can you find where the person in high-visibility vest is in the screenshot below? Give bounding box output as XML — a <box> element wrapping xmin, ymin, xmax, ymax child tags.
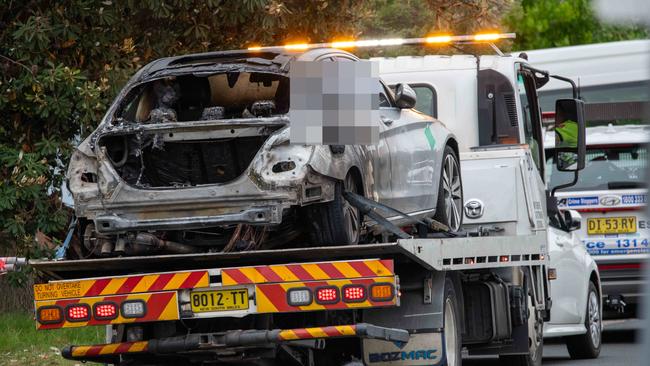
<box><xmin>555</xmin><ymin>116</ymin><xmax>579</xmax><ymax>168</ymax></box>
<box><xmin>555</xmin><ymin>119</ymin><xmax>578</xmax><ymax>148</ymax></box>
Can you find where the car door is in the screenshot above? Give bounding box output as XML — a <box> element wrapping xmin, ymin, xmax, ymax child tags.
<box><xmin>321</xmin><ymin>54</ymin><xmax>393</xmax><ymax>205</ymax></box>
<box><xmin>379</xmin><ymin>81</ymin><xmax>437</xmax><ymax>214</ymax></box>
<box><xmin>548</xmin><ymin>225</ymin><xmax>587</xmax><ymax>324</ymax></box>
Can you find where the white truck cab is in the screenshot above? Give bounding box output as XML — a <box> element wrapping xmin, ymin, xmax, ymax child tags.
<box><xmin>377</xmin><ymin>51</ymin><xmax>602</xmax><ymax>359</ymax></box>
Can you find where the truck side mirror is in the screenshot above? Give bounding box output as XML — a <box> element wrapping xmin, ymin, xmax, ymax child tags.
<box><xmin>394</xmin><ymin>83</ymin><xmax>417</xmax><ymax>109</ymax></box>
<box><xmin>554</xmin><ymin>99</ymin><xmax>586</xmax><ymax>171</ymax></box>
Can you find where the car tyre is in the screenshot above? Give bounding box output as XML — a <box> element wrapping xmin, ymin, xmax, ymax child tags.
<box><xmin>434</xmin><ymin>146</ymin><xmax>463</xmax><ymax>232</ymax></box>
<box><xmin>306</xmin><ymin>172</ymin><xmax>361</xmax><ymax>246</ymax></box>
<box><xmin>565</xmin><ymin>282</ymin><xmax>601</xmax><ymax>359</ymax></box>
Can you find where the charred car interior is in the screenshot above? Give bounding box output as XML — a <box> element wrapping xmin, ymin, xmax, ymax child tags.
<box><xmin>101</xmin><ymin>72</ymin><xmax>289</xmax><ymax>188</ymax></box>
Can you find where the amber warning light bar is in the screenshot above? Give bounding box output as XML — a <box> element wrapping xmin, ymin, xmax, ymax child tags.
<box><xmin>248</xmin><ymin>33</ymin><xmax>516</xmax><ymax>51</ymax></box>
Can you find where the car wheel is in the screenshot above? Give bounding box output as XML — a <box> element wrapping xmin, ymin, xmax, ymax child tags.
<box><xmin>434</xmin><ymin>146</ymin><xmax>463</xmax><ymax>232</ymax></box>
<box><xmin>500</xmin><ymin>291</ymin><xmax>543</xmax><ymax>366</ymax></box>
<box><xmin>565</xmin><ymin>282</ymin><xmax>601</xmax><ymax>359</ymax></box>
<box><xmin>306</xmin><ymin>172</ymin><xmax>361</xmax><ymax>246</ymax></box>
<box><xmin>443</xmin><ymin>276</ymin><xmax>462</xmax><ymax>366</ymax></box>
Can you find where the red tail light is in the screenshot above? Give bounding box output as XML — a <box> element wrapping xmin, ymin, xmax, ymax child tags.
<box><xmin>315</xmin><ymin>287</ymin><xmax>339</xmax><ymax>304</ymax></box>
<box><xmin>342</xmin><ymin>285</ymin><xmax>366</xmax><ymax>302</ymax></box>
<box><xmin>66</xmin><ymin>304</ymin><xmax>91</xmax><ymax>322</ymax></box>
<box><xmin>94</xmin><ymin>302</ymin><xmax>118</xmax><ymax>320</ymax></box>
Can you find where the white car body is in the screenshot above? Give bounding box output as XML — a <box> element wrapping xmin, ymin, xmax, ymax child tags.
<box><xmin>544</xmin><ymin>224</ymin><xmax>601</xmax><ymax>338</ymax></box>
<box><xmin>546</xmin><ymin>124</ymin><xmax>649</xmax><ymax>310</ymax></box>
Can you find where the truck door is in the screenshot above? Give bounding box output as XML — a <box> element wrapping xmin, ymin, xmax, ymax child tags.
<box><xmin>516</xmin><ymin>65</ymin><xmax>545</xmax><ymax>177</ymax></box>
<box><xmin>516</xmin><ymin>65</ymin><xmax>548</xmax><ymax>230</ymax></box>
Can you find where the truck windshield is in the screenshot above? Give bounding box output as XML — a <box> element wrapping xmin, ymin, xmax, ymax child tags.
<box><xmin>546</xmin><ymin>144</ymin><xmax>647</xmax><ymax>191</ymax></box>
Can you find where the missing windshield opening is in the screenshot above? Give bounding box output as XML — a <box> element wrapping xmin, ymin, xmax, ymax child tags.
<box><xmin>119</xmin><ymin>72</ymin><xmax>289</xmax><ymax>123</ymax></box>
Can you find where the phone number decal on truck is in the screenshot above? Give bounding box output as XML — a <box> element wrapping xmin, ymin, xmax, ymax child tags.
<box><xmin>585</xmin><ymin>238</ymin><xmax>650</xmax><ymax>255</ymax></box>
<box><xmin>622</xmin><ymin>194</ymin><xmax>647</xmax><ymax>205</ymax></box>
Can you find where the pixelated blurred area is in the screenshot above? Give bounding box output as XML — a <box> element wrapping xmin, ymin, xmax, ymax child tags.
<box><xmin>289</xmin><ymin>60</ymin><xmax>380</xmax><ymax>145</ymax></box>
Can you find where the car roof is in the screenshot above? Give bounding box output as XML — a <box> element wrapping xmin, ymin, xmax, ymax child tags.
<box><xmin>544</xmin><ymin>124</ymin><xmax>650</xmax><ymax>148</ymax></box>
<box><xmin>141</xmin><ymin>47</ymin><xmax>358</xmax><ymax>75</ymax></box>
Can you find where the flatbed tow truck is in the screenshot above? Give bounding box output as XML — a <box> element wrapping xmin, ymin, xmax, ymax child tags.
<box><xmin>5</xmin><ymin>34</ymin><xmax>588</xmax><ymax>366</ymax></box>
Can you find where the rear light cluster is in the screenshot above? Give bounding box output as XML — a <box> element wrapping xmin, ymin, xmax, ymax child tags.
<box><xmin>37</xmin><ymin>300</ymin><xmax>146</xmax><ymax>325</ymax></box>
<box><xmin>67</xmin><ymin>304</ymin><xmax>90</xmax><ymax>321</ymax></box>
<box><xmin>286</xmin><ymin>283</ymin><xmax>394</xmax><ymax>307</ymax></box>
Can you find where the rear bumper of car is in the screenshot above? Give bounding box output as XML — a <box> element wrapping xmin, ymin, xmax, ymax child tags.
<box><xmin>95</xmin><ymin>203</ymin><xmax>284</xmax><ymax>232</ymax></box>
<box><xmin>596</xmin><ymin>257</ymin><xmax>646</xmax><ymax>306</ymax></box>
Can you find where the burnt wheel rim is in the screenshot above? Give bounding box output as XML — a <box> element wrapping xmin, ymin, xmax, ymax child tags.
<box><xmin>442</xmin><ymin>154</ymin><xmax>462</xmax><ymax>231</ymax></box>
<box><xmin>342</xmin><ymin>174</ymin><xmax>360</xmax><ymax>244</ymax></box>
<box><xmin>588</xmin><ymin>290</ymin><xmax>601</xmax><ymax>348</ymax></box>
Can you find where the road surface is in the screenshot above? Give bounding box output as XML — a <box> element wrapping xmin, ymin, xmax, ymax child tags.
<box><xmin>464</xmin><ymin>319</ymin><xmax>643</xmax><ymax>365</ymax></box>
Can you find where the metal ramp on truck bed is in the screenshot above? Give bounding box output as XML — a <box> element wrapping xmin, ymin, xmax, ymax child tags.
<box><xmin>31</xmin><ymin>234</ymin><xmax>547</xmax><ymax>280</ymax></box>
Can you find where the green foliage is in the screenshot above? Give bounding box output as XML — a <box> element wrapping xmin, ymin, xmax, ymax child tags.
<box><xmin>504</xmin><ymin>0</ymin><xmax>648</xmax><ymax>50</ymax></box>
<box><xmin>2</xmin><ymin>0</ymin><xmax>642</xmax><ymax>259</ymax></box>
<box><xmin>0</xmin><ymin>0</ymin><xmax>370</xmax><ymax>256</ymax></box>
<box><xmin>358</xmin><ymin>0</ymin><xmax>513</xmax><ymax>57</ymax></box>
<box><xmin>0</xmin><ymin>312</ymin><xmax>103</xmax><ymax>365</ymax></box>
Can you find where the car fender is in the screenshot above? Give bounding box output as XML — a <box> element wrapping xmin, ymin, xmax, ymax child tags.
<box><xmin>308</xmin><ymin>145</ymin><xmax>369</xmax><ymax>192</ymax></box>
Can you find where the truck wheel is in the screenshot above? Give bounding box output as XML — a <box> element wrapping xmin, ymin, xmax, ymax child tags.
<box><xmin>443</xmin><ymin>277</ymin><xmax>462</xmax><ymax>366</ymax></box>
<box><xmin>306</xmin><ymin>172</ymin><xmax>361</xmax><ymax>246</ymax></box>
<box><xmin>434</xmin><ymin>146</ymin><xmax>463</xmax><ymax>232</ymax></box>
<box><xmin>565</xmin><ymin>282</ymin><xmax>601</xmax><ymax>359</ymax></box>
<box><xmin>499</xmin><ymin>292</ymin><xmax>543</xmax><ymax>366</ymax></box>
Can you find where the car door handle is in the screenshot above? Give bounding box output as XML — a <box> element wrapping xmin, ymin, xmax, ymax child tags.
<box><xmin>381</xmin><ymin>116</ymin><xmax>393</xmax><ymax>125</ymax></box>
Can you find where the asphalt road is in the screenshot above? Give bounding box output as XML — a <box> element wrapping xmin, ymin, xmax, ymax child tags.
<box><xmin>463</xmin><ymin>319</ymin><xmax>644</xmax><ymax>366</ymax></box>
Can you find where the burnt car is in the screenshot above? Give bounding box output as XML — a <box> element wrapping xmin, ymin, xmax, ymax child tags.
<box><xmin>66</xmin><ymin>47</ymin><xmax>462</xmax><ymax>257</ymax></box>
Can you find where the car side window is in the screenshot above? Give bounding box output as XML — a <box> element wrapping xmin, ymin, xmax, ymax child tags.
<box><xmin>388</xmin><ymin>84</ymin><xmax>437</xmax><ymax>117</ymax></box>
<box><xmin>411</xmin><ymin>84</ymin><xmax>437</xmax><ymax>118</ymax></box>
<box><xmin>377</xmin><ymin>81</ymin><xmax>394</xmax><ymax>108</ymax></box>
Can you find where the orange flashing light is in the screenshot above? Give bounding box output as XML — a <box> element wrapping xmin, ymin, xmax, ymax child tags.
<box><xmin>247</xmin><ymin>33</ymin><xmax>515</xmax><ymax>52</ymax></box>
<box><xmin>284</xmin><ymin>43</ymin><xmax>310</xmax><ymax>50</ymax></box>
<box><xmin>331</xmin><ymin>40</ymin><xmax>357</xmax><ymax>49</ymax></box>
<box><xmin>474</xmin><ymin>33</ymin><xmax>502</xmax><ymax>41</ymax></box>
<box><xmin>426</xmin><ymin>35</ymin><xmax>452</xmax><ymax>44</ymax></box>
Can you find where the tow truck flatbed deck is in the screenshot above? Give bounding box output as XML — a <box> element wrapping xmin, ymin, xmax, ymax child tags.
<box><xmin>32</xmin><ymin>235</ymin><xmax>547</xmax><ymax>279</ymax></box>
